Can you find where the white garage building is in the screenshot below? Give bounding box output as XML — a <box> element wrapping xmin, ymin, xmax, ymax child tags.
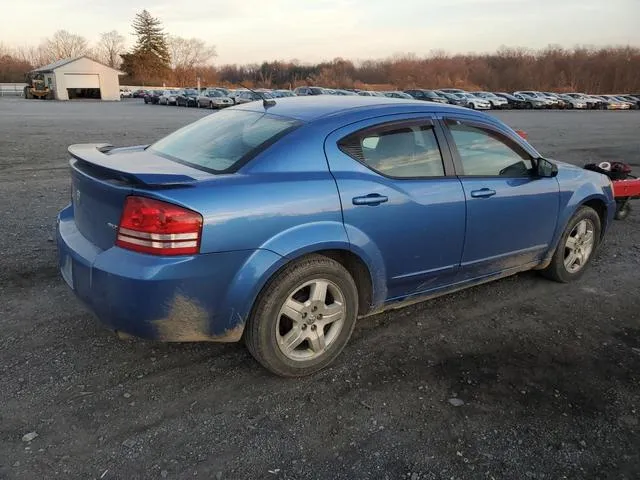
<box><xmin>31</xmin><ymin>56</ymin><xmax>124</xmax><ymax>101</ymax></box>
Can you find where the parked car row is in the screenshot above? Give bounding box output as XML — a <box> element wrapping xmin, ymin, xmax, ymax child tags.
<box><xmin>131</xmin><ymin>86</ymin><xmax>640</xmax><ymax>111</ymax></box>
<box><xmin>139</xmin><ymin>88</ymin><xmax>235</xmax><ymax>109</ymax></box>
<box><xmin>402</xmin><ymin>88</ymin><xmax>640</xmax><ymax>110</ymax></box>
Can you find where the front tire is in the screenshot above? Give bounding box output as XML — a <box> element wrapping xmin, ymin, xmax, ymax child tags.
<box><xmin>541</xmin><ymin>206</ymin><xmax>601</xmax><ymax>283</ymax></box>
<box><xmin>245</xmin><ymin>255</ymin><xmax>359</xmax><ymax>377</ymax></box>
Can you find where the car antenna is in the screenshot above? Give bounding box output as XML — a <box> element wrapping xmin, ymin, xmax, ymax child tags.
<box><xmin>240</xmin><ymin>84</ymin><xmax>276</xmax><ymax>109</ymax></box>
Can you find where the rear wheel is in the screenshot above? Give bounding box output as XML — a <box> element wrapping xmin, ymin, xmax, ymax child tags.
<box><xmin>541</xmin><ymin>206</ymin><xmax>601</xmax><ymax>283</ymax></box>
<box><xmin>245</xmin><ymin>255</ymin><xmax>358</xmax><ymax>377</ymax></box>
<box><xmin>526</xmin><ymin>102</ymin><xmax>533</xmax><ymax>109</ymax></box>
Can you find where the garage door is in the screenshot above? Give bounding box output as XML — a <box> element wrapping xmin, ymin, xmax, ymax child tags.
<box><xmin>64</xmin><ymin>74</ymin><xmax>100</xmax><ymax>89</ymax></box>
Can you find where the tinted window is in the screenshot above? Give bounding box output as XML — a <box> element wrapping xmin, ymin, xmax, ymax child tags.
<box><xmin>447</xmin><ymin>121</ymin><xmax>533</xmax><ymax>177</ymax></box>
<box><xmin>339</xmin><ymin>124</ymin><xmax>445</xmax><ymax>178</ymax></box>
<box><xmin>150</xmin><ymin>110</ymin><xmax>300</xmax><ymax>173</ymax></box>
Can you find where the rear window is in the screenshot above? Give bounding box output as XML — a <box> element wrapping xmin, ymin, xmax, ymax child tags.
<box><xmin>149</xmin><ymin>110</ymin><xmax>300</xmax><ymax>173</ymax></box>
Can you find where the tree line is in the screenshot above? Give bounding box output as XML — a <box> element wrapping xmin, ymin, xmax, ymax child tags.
<box><xmin>216</xmin><ymin>46</ymin><xmax>640</xmax><ymax>94</ymax></box>
<box><xmin>0</xmin><ymin>9</ymin><xmax>639</xmax><ymax>93</ymax></box>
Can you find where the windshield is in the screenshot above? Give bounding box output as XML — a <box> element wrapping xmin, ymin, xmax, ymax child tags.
<box><xmin>150</xmin><ymin>110</ymin><xmax>300</xmax><ymax>173</ymax></box>
<box><xmin>206</xmin><ymin>90</ymin><xmax>222</xmax><ymax>97</ymax></box>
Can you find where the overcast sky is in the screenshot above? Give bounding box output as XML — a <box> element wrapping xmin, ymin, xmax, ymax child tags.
<box><xmin>2</xmin><ymin>0</ymin><xmax>639</xmax><ymax>64</ymax></box>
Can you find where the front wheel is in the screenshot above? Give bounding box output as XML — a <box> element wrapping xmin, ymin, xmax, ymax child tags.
<box><xmin>244</xmin><ymin>255</ymin><xmax>358</xmax><ymax>377</ymax></box>
<box><xmin>541</xmin><ymin>206</ymin><xmax>601</xmax><ymax>283</ymax></box>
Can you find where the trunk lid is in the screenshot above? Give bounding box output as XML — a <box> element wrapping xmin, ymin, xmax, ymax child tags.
<box><xmin>69</xmin><ymin>144</ymin><xmax>211</xmax><ymax>250</ymax></box>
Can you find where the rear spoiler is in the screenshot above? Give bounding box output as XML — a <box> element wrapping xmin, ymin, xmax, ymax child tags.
<box><xmin>68</xmin><ymin>143</ymin><xmax>199</xmax><ymax>187</ymax></box>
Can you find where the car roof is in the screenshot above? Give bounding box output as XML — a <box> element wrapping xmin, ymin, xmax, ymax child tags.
<box><xmin>231</xmin><ymin>95</ymin><xmax>472</xmax><ymax>122</ymax></box>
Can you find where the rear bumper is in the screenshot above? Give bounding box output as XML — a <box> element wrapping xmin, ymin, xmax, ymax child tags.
<box><xmin>56</xmin><ymin>205</ymin><xmax>263</xmax><ymax>342</ymax></box>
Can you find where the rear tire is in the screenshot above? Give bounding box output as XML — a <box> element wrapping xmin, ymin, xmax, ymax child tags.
<box><xmin>245</xmin><ymin>254</ymin><xmax>359</xmax><ymax>377</ymax></box>
<box><xmin>526</xmin><ymin>102</ymin><xmax>533</xmax><ymax>109</ymax></box>
<box><xmin>541</xmin><ymin>206</ymin><xmax>601</xmax><ymax>283</ymax></box>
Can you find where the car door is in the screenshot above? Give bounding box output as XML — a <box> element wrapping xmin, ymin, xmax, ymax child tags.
<box><xmin>324</xmin><ymin>115</ymin><xmax>467</xmax><ymax>301</ymax></box>
<box><xmin>440</xmin><ymin>116</ymin><xmax>560</xmax><ymax>280</ymax></box>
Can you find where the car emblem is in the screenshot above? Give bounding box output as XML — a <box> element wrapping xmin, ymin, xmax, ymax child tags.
<box><xmin>75</xmin><ymin>189</ymin><xmax>81</xmax><ymax>204</ymax></box>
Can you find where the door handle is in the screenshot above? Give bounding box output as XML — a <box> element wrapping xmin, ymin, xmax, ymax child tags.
<box><xmin>352</xmin><ymin>193</ymin><xmax>389</xmax><ymax>206</ymax></box>
<box><xmin>470</xmin><ymin>188</ymin><xmax>497</xmax><ymax>198</ymax></box>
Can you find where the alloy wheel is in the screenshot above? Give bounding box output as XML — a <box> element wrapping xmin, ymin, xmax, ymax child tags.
<box><xmin>564</xmin><ymin>219</ymin><xmax>595</xmax><ymax>273</ymax></box>
<box><xmin>276</xmin><ymin>279</ymin><xmax>346</xmax><ymax>361</ymax></box>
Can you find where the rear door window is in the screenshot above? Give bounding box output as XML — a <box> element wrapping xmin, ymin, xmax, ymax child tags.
<box><xmin>150</xmin><ymin>110</ymin><xmax>300</xmax><ymax>173</ymax></box>
<box><xmin>339</xmin><ymin>123</ymin><xmax>445</xmax><ymax>178</ymax></box>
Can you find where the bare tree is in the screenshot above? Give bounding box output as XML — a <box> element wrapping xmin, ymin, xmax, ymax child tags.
<box><xmin>42</xmin><ymin>30</ymin><xmax>88</xmax><ymax>63</ymax></box>
<box><xmin>12</xmin><ymin>44</ymin><xmax>48</xmax><ymax>68</ymax></box>
<box><xmin>168</xmin><ymin>36</ymin><xmax>216</xmax><ymax>70</ymax></box>
<box><xmin>95</xmin><ymin>31</ymin><xmax>126</xmax><ymax>68</ymax></box>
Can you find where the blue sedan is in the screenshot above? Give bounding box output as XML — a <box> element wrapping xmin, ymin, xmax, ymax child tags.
<box><xmin>57</xmin><ymin>96</ymin><xmax>616</xmax><ymax>376</ymax></box>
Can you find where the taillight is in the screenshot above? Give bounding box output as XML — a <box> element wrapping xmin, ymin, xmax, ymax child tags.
<box><xmin>116</xmin><ymin>196</ymin><xmax>203</xmax><ymax>256</ymax></box>
<box><xmin>515</xmin><ymin>130</ymin><xmax>528</xmax><ymax>140</ymax></box>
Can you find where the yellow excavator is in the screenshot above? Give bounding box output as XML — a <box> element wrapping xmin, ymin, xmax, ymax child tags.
<box><xmin>24</xmin><ymin>72</ymin><xmax>54</xmax><ymax>99</ymax></box>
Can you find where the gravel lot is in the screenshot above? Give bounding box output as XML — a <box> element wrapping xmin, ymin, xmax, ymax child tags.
<box><xmin>1</xmin><ymin>98</ymin><xmax>639</xmax><ymax>480</ymax></box>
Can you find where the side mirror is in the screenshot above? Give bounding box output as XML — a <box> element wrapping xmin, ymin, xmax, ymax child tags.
<box><xmin>536</xmin><ymin>158</ymin><xmax>558</xmax><ymax>178</ymax></box>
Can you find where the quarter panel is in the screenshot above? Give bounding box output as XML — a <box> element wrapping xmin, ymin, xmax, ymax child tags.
<box><xmin>144</xmin><ymin>171</ymin><xmax>344</xmax><ymax>254</ymax></box>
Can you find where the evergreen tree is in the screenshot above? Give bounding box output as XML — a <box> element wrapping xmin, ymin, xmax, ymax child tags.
<box><xmin>121</xmin><ymin>10</ymin><xmax>171</xmax><ymax>84</ymax></box>
<box><xmin>132</xmin><ymin>10</ymin><xmax>170</xmax><ymax>65</ymax></box>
